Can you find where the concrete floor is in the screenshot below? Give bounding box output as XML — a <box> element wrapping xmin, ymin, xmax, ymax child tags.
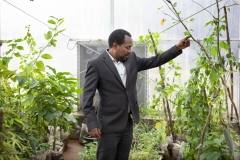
<box><xmin>63</xmin><ymin>140</ymin><xmax>84</xmax><ymax>160</ymax></box>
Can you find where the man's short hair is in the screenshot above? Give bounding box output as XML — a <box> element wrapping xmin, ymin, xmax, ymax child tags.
<box><xmin>108</xmin><ymin>29</ymin><xmax>131</xmax><ymax>48</ymax></box>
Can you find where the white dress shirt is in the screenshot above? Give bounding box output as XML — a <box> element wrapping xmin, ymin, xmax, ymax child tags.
<box><xmin>106</xmin><ymin>50</ymin><xmax>131</xmax><ymax>113</ymax></box>
<box><xmin>106</xmin><ymin>50</ymin><xmax>126</xmax><ymax>87</ymax></box>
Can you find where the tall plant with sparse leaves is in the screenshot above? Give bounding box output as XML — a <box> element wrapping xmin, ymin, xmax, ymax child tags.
<box><xmin>139</xmin><ymin>31</ymin><xmax>183</xmax><ymax>142</ymax></box>
<box><xmin>162</xmin><ymin>0</ymin><xmax>240</xmax><ymax>159</ymax></box>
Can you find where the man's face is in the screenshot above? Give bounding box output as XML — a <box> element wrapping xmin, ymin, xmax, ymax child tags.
<box><xmin>115</xmin><ymin>35</ymin><xmax>133</xmax><ymax>62</ymax></box>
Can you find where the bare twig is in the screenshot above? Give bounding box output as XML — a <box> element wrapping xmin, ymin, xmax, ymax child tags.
<box><xmin>163</xmin><ymin>0</ymin><xmax>179</xmax><ymax>21</ymax></box>
<box><xmin>192</xmin><ymin>0</ymin><xmax>215</xmax><ymax>18</ymax></box>
<box><xmin>220</xmin><ymin>1</ymin><xmax>239</xmax><ymax>10</ymax></box>
<box><xmin>162</xmin><ymin>11</ymin><xmax>179</xmax><ymax>21</ymax></box>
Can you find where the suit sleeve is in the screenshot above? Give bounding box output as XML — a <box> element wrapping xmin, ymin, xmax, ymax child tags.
<box><xmin>137</xmin><ymin>45</ymin><xmax>182</xmax><ymax>71</ymax></box>
<box><xmin>83</xmin><ymin>60</ymin><xmax>100</xmax><ymax>131</ymax></box>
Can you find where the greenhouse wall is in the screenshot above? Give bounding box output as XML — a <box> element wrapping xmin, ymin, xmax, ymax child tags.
<box><xmin>0</xmin><ymin>0</ymin><xmax>239</xmax><ymax>111</ymax></box>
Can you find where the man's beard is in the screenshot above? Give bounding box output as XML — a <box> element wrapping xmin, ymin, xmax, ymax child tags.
<box><xmin>119</xmin><ymin>56</ymin><xmax>128</xmax><ymax>62</ymax></box>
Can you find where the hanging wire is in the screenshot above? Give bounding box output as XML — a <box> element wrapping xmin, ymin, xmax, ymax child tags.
<box><xmin>3</xmin><ymin>0</ymin><xmax>237</xmax><ymax>79</ymax></box>
<box><xmin>3</xmin><ymin>0</ymin><xmax>78</xmax><ymax>49</ymax></box>
<box><xmin>2</xmin><ymin>0</ymin><xmax>237</xmax><ymax>54</ymax></box>
<box><xmin>3</xmin><ymin>0</ymin><xmax>228</xmax><ymax>41</ymax></box>
<box><xmin>67</xmin><ymin>39</ymin><xmax>77</xmax><ymax>50</ymax></box>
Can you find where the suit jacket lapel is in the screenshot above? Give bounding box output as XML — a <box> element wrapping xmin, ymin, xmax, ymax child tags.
<box><xmin>102</xmin><ymin>51</ymin><xmax>125</xmax><ymax>89</ymax></box>
<box><xmin>123</xmin><ymin>58</ymin><xmax>131</xmax><ymax>88</ymax></box>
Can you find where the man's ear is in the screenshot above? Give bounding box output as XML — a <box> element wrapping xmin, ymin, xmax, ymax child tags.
<box><xmin>112</xmin><ymin>42</ymin><xmax>118</xmax><ymax>50</ymax></box>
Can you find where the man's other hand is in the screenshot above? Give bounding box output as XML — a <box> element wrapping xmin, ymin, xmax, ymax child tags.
<box><xmin>89</xmin><ymin>128</ymin><xmax>101</xmax><ymax>140</ymax></box>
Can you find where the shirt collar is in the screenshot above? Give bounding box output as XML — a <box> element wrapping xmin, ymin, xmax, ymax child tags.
<box><xmin>106</xmin><ymin>49</ymin><xmax>118</xmax><ymax>63</ymax></box>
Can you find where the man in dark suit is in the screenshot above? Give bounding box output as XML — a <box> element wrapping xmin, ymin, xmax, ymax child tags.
<box><xmin>83</xmin><ymin>29</ymin><xmax>190</xmax><ymax>160</ymax></box>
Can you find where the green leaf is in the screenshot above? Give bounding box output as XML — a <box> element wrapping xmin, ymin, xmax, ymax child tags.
<box><xmin>14</xmin><ymin>52</ymin><xmax>21</xmax><ymax>57</ymax></box>
<box><xmin>29</xmin><ymin>79</ymin><xmax>39</xmax><ymax>89</ymax></box>
<box><xmin>210</xmin><ymin>46</ymin><xmax>217</xmax><ymax>56</ymax></box>
<box><xmin>149</xmin><ymin>45</ymin><xmax>153</xmax><ymax>53</ymax></box>
<box><xmin>173</xmin><ymin>2</ymin><xmax>177</xmax><ymax>8</ymax></box>
<box><xmin>76</xmin><ymin>88</ymin><xmax>83</xmax><ymax>94</ymax></box>
<box><xmin>56</xmin><ymin>105</ymin><xmax>66</xmax><ymax>112</ymax></box>
<box><xmin>13</xmin><ymin>118</ymin><xmax>24</xmax><ymax>125</ymax></box>
<box><xmin>44</xmin><ymin>111</ymin><xmax>56</xmax><ymax>122</ymax></box>
<box><xmin>32</xmin><ymin>40</ymin><xmax>36</xmax><ymax>46</ymax></box>
<box><xmin>49</xmin><ymin>16</ymin><xmax>57</xmax><ymax>19</ymax></box>
<box><xmin>2</xmin><ymin>57</ymin><xmax>12</xmax><ymax>65</ymax></box>
<box><xmin>154</xmin><ymin>33</ymin><xmax>160</xmax><ymax>39</ymax></box>
<box><xmin>41</xmin><ymin>53</ymin><xmax>52</xmax><ymax>59</ymax></box>
<box><xmin>51</xmin><ymin>41</ymin><xmax>56</xmax><ymax>47</ymax></box>
<box><xmin>16</xmin><ymin>75</ymin><xmax>27</xmax><ymax>86</ymax></box>
<box><xmin>205</xmin><ymin>36</ymin><xmax>214</xmax><ymax>44</ymax></box>
<box><xmin>209</xmin><ymin>70</ymin><xmax>218</xmax><ymax>83</ymax></box>
<box><xmin>57</xmin><ymin>29</ymin><xmax>65</xmax><ymax>34</ymax></box>
<box><xmin>46</xmin><ymin>65</ymin><xmax>56</xmax><ymax>74</ymax></box>
<box><xmin>36</xmin><ymin>60</ymin><xmax>45</xmax><ymax>71</ymax></box>
<box><xmin>38</xmin><ymin>109</ymin><xmax>44</xmax><ymax>120</ymax></box>
<box><xmin>157</xmin><ymin>6</ymin><xmax>163</xmax><ymax>11</ymax></box>
<box><xmin>48</xmin><ymin>19</ymin><xmax>56</xmax><ymax>24</ymax></box>
<box><xmin>184</xmin><ymin>31</ymin><xmax>190</xmax><ymax>36</ymax></box>
<box><xmin>223</xmin><ymin>128</ymin><xmax>238</xmax><ymax>160</ymax></box>
<box><xmin>14</xmin><ymin>38</ymin><xmax>23</xmax><ymax>42</ymax></box>
<box><xmin>44</xmin><ymin>31</ymin><xmax>52</xmax><ymax>40</ymax></box>
<box><xmin>205</xmin><ymin>20</ymin><xmax>214</xmax><ymax>27</ymax></box>
<box><xmin>17</xmin><ymin>46</ymin><xmax>24</xmax><ymax>50</ymax></box>
<box><xmin>2</xmin><ymin>70</ymin><xmax>15</xmax><ymax>79</ymax></box>
<box><xmin>221</xmin><ymin>25</ymin><xmax>226</xmax><ymax>31</ymax></box>
<box><xmin>200</xmin><ymin>152</ymin><xmax>221</xmax><ymax>160</ymax></box>
<box><xmin>64</xmin><ymin>107</ymin><xmax>72</xmax><ymax>114</ymax></box>
<box><xmin>139</xmin><ymin>35</ymin><xmax>144</xmax><ymax>43</ymax></box>
<box><xmin>189</xmin><ymin>18</ymin><xmax>195</xmax><ymax>22</ymax></box>
<box><xmin>63</xmin><ymin>113</ymin><xmax>77</xmax><ymax>123</ymax></box>
<box><xmin>220</xmin><ymin>41</ymin><xmax>229</xmax><ymax>50</ymax></box>
<box><xmin>22</xmin><ymin>94</ymin><xmax>34</xmax><ymax>105</ymax></box>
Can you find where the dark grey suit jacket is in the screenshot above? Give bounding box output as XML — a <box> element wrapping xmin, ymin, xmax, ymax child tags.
<box><xmin>83</xmin><ymin>45</ymin><xmax>182</xmax><ymax>133</ymax></box>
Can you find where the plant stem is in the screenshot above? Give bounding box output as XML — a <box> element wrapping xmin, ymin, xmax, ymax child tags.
<box><xmin>53</xmin><ymin>118</ymin><xmax>57</xmax><ymax>151</ymax></box>
<box><xmin>148</xmin><ymin>29</ymin><xmax>175</xmax><ymax>143</ymax></box>
<box><xmin>197</xmin><ymin>88</ymin><xmax>213</xmax><ymax>159</ymax></box>
<box><xmin>163</xmin><ymin>98</ymin><xmax>171</xmax><ymax>135</ymax></box>
<box><xmin>216</xmin><ymin>0</ymin><xmax>223</xmax><ymax>67</ymax></box>
<box><xmin>223</xmin><ymin>6</ymin><xmax>234</xmax><ymax>121</ymax></box>
<box><xmin>33</xmin><ymin>23</ymin><xmax>59</xmax><ymax>66</ymax></box>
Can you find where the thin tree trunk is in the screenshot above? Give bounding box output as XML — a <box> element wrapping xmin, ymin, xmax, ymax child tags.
<box><xmin>224</xmin><ymin>6</ymin><xmax>234</xmax><ymax>121</ymax></box>
<box><xmin>148</xmin><ymin>29</ymin><xmax>176</xmax><ymax>142</ymax></box>
<box><xmin>197</xmin><ymin>88</ymin><xmax>213</xmax><ymax>159</ymax></box>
